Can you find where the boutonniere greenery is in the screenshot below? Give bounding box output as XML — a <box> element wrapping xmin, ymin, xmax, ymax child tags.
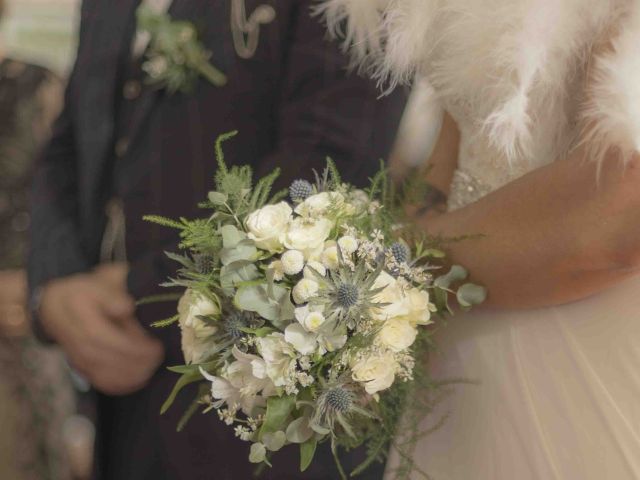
<box><xmin>136</xmin><ymin>4</ymin><xmax>227</xmax><ymax>94</ymax></box>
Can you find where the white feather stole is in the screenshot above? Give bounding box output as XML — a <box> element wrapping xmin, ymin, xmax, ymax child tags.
<box><xmin>316</xmin><ymin>0</ymin><xmax>640</xmax><ymax>164</ymax></box>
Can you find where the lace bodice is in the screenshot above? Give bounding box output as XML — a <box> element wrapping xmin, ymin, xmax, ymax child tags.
<box><xmin>444</xmin><ymin>62</ymin><xmax>587</xmax><ymax>211</ymax></box>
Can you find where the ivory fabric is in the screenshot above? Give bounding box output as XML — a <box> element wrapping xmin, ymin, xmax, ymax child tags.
<box><xmin>318</xmin><ymin>1</ymin><xmax>640</xmax><ymax>478</ymax></box>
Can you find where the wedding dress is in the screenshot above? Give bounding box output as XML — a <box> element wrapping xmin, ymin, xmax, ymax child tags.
<box><xmin>319</xmin><ymin>1</ymin><xmax>640</xmax><ymax>478</ymax></box>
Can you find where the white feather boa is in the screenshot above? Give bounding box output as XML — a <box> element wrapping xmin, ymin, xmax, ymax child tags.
<box><xmin>317</xmin><ymin>0</ymin><xmax>640</xmax><ymax>164</ymax></box>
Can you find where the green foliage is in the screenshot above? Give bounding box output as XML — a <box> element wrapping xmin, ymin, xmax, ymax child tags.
<box><xmin>259</xmin><ymin>396</ymin><xmax>296</xmax><ymax>440</ymax></box>
<box><xmin>151</xmin><ymin>314</ymin><xmax>180</xmax><ymax>328</ymax></box>
<box><xmin>161</xmin><ymin>370</ymin><xmax>203</xmax><ymax>414</ymax></box>
<box><xmin>300</xmin><ymin>439</ymin><xmax>318</xmax><ymax>472</ymax></box>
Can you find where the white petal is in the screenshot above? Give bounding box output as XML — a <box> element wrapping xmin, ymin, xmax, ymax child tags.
<box><xmin>251</xmin><ymin>359</ymin><xmax>268</xmax><ymax>379</ymax></box>
<box><xmin>284</xmin><ymin>323</ymin><xmax>317</xmax><ymax>355</ymax></box>
<box><xmin>210</xmin><ymin>377</ymin><xmax>236</xmax><ymax>400</ymax></box>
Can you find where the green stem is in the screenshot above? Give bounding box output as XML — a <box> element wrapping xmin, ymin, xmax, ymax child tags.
<box><xmin>331</xmin><ymin>437</ymin><xmax>348</xmax><ymax>480</ymax></box>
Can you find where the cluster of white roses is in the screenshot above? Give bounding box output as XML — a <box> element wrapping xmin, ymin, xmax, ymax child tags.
<box><xmin>350</xmin><ymin>270</ymin><xmax>434</xmax><ymax>395</ymax></box>
<box><xmin>173</xmin><ymin>186</ymin><xmax>439</xmax><ymax>466</ymax></box>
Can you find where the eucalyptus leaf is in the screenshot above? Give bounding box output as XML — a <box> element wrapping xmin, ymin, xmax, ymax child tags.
<box><xmin>221</xmin><ymin>225</ymin><xmax>246</xmax><ymax>249</ymax></box>
<box><xmin>456</xmin><ymin>283</ymin><xmax>487</xmax><ymax>309</ymax></box>
<box><xmin>166</xmin><ymin>364</ymin><xmax>202</xmax><ymax>375</ymax></box>
<box><xmin>220</xmin><ymin>262</ymin><xmax>259</xmax><ymax>290</ymax></box>
<box><xmin>423</xmin><ymin>248</ymin><xmax>446</xmax><ymax>259</ymax></box>
<box><xmin>259</xmin><ymin>396</ymin><xmax>295</xmax><ymax>440</ymax></box>
<box><xmin>434</xmin><ymin>265</ymin><xmax>468</xmax><ymax>289</ymax></box>
<box><xmin>208</xmin><ymin>191</ymin><xmax>228</xmax><ymax>205</ymax></box>
<box><xmin>300</xmin><ymin>438</ymin><xmax>317</xmax><ymax>472</ymax></box>
<box><xmin>220</xmin><ymin>239</ymin><xmax>257</xmax><ymax>265</ymax></box>
<box><xmin>249</xmin><ymin>443</ymin><xmax>267</xmax><ymax>464</ymax></box>
<box><xmin>263</xmin><ymin>431</ymin><xmax>287</xmax><ymax>452</ymax></box>
<box><xmin>235</xmin><ymin>285</ymin><xmax>279</xmax><ymax>322</ymax></box>
<box><xmin>286</xmin><ymin>416</ymin><xmax>314</xmax><ymax>444</ymax></box>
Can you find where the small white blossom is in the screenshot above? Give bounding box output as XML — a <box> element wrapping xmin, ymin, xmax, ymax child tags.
<box><xmin>321</xmin><ymin>245</ymin><xmax>340</xmax><ymax>270</ymax></box>
<box><xmin>292</xmin><ymin>278</ymin><xmax>319</xmax><ymax>304</ymax></box>
<box><xmin>281</xmin><ymin>249</ymin><xmax>305</xmax><ymax>275</ymax></box>
<box><xmin>298</xmin><ymin>356</ymin><xmax>312</xmax><ymax>371</ymax></box>
<box><xmin>296</xmin><ymin>372</ymin><xmax>315</xmax><ymax>387</ymax></box>
<box><xmin>303</xmin><ymin>260</ymin><xmax>327</xmax><ymax>279</ymax></box>
<box><xmin>337</xmin><ymin>235</ymin><xmax>359</xmax><ymax>255</ymax></box>
<box><xmin>234</xmin><ymin>425</ymin><xmax>253</xmax><ymax>441</ymax></box>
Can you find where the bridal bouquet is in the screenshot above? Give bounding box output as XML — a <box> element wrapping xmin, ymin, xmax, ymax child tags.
<box><xmin>145</xmin><ymin>132</ymin><xmax>484</xmax><ymax>478</ymax></box>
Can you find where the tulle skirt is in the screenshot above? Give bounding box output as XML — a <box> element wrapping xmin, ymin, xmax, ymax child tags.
<box><xmin>386</xmin><ymin>275</ymin><xmax>640</xmax><ymax>479</ymax></box>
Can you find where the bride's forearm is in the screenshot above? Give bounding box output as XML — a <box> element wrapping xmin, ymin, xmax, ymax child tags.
<box><xmin>419</xmin><ymin>149</ymin><xmax>640</xmax><ymax>309</ymax></box>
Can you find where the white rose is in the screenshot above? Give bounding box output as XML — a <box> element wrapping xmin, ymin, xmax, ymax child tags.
<box><xmin>284</xmin><ymin>217</ymin><xmax>333</xmax><ymax>256</ymax></box>
<box><xmin>321</xmin><ymin>245</ymin><xmax>340</xmax><ymax>270</ymax></box>
<box><xmin>404</xmin><ymin>288</ymin><xmax>433</xmax><ymax>326</ymax></box>
<box><xmin>292</xmin><ymin>278</ymin><xmax>319</xmax><ymax>304</ymax></box>
<box><xmin>295</xmin><ymin>192</ymin><xmax>344</xmax><ymax>217</ymax></box>
<box><xmin>377</xmin><ymin>318</ymin><xmax>418</xmax><ymax>352</ymax></box>
<box><xmin>351</xmin><ymin>352</ymin><xmax>397</xmax><ymax>395</ymax></box>
<box><xmin>371</xmin><ymin>272</ymin><xmax>409</xmax><ymax>321</ymax></box>
<box><xmin>177</xmin><ymin>289</ymin><xmax>220</xmax><ymax>363</ymax></box>
<box><xmin>303</xmin><ymin>260</ymin><xmax>327</xmax><ymax>279</ymax></box>
<box><xmin>337</xmin><ymin>235</ymin><xmax>359</xmax><ymax>255</ymax></box>
<box><xmin>281</xmin><ymin>249</ymin><xmax>305</xmax><ymax>275</ymax></box>
<box><xmin>257</xmin><ymin>333</ymin><xmax>297</xmax><ymax>387</ymax></box>
<box><xmin>246</xmin><ymin>202</ymin><xmax>292</xmax><ymax>252</ymax></box>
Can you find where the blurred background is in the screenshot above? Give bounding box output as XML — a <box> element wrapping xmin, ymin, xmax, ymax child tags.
<box><xmin>0</xmin><ymin>2</ymin><xmax>95</xmax><ymax>480</ymax></box>
<box><xmin>0</xmin><ymin>2</ymin><xmax>436</xmax><ymax>479</ymax></box>
<box><xmin>0</xmin><ymin>0</ymin><xmax>79</xmax><ymax>73</ymax></box>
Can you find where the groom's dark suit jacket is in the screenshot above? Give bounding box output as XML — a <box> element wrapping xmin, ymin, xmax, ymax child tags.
<box><xmin>28</xmin><ymin>0</ymin><xmax>405</xmax><ymax>478</ymax></box>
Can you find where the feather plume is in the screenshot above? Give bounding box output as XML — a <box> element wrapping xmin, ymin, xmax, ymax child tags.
<box><xmin>318</xmin><ymin>0</ymin><xmax>635</xmax><ymax>165</ymax></box>
<box><xmin>582</xmin><ymin>3</ymin><xmax>640</xmax><ymax>165</ymax></box>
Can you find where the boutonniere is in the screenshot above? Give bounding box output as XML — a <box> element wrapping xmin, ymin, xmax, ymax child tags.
<box><xmin>136</xmin><ymin>4</ymin><xmax>227</xmax><ymax>94</ymax></box>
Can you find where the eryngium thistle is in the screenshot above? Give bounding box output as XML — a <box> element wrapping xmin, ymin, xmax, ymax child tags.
<box><xmin>325</xmin><ymin>387</ymin><xmax>354</xmax><ymax>413</ymax></box>
<box><xmin>194</xmin><ymin>254</ymin><xmax>215</xmax><ymax>274</ymax></box>
<box><xmin>224</xmin><ymin>310</ymin><xmax>258</xmax><ymax>339</ymax></box>
<box><xmin>390</xmin><ymin>242</ymin><xmax>410</xmax><ymax>264</ymax></box>
<box><xmin>336</xmin><ymin>283</ymin><xmax>359</xmax><ymax>308</ymax></box>
<box><xmin>311</xmin><ymin>382</ymin><xmax>376</xmax><ymax>438</ymax></box>
<box><xmin>289</xmin><ymin>179</ymin><xmax>314</xmax><ymax>201</ymax></box>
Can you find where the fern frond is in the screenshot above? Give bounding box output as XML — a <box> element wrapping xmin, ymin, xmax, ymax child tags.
<box><xmin>325</xmin><ymin>157</ymin><xmax>342</xmax><ymax>188</ymax></box>
<box><xmin>137</xmin><ymin>293</ymin><xmax>183</xmax><ymax>306</ymax></box>
<box><xmin>250</xmin><ymin>167</ymin><xmax>281</xmax><ymax>210</ymax></box>
<box><xmin>214</xmin><ymin>130</ymin><xmax>238</xmax><ymax>177</ymax></box>
<box><xmin>144</xmin><ymin>215</ymin><xmax>185</xmax><ymax>229</ymax></box>
<box><xmin>151</xmin><ymin>314</ymin><xmax>179</xmax><ymax>328</ymax></box>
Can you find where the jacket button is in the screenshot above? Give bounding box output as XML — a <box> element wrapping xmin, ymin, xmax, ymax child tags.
<box><xmin>115</xmin><ymin>138</ymin><xmax>129</xmax><ymax>157</ymax></box>
<box><xmin>123</xmin><ymin>80</ymin><xmax>141</xmax><ymax>100</ymax></box>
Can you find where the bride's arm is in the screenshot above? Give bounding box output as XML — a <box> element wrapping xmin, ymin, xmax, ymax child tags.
<box><xmin>418</xmin><ymin>120</ymin><xmax>640</xmax><ymax>309</ymax></box>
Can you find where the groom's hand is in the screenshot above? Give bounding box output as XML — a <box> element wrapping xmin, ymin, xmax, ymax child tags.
<box><xmin>39</xmin><ymin>266</ymin><xmax>164</xmax><ymax>395</ymax></box>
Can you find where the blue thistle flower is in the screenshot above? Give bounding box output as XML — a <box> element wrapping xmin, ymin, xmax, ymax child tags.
<box><xmin>289</xmin><ymin>179</ymin><xmax>314</xmax><ymax>201</ymax></box>
<box><xmin>390</xmin><ymin>242</ymin><xmax>410</xmax><ymax>264</ymax></box>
